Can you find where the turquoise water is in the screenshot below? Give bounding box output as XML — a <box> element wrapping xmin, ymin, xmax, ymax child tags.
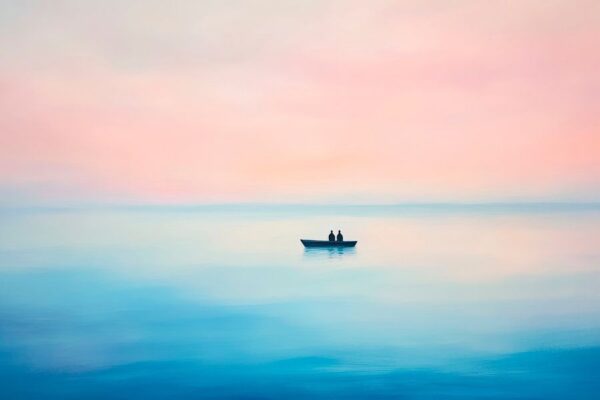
<box><xmin>1</xmin><ymin>205</ymin><xmax>599</xmax><ymax>399</ymax></box>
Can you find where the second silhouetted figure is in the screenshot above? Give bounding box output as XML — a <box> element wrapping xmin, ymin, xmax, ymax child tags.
<box><xmin>336</xmin><ymin>230</ymin><xmax>344</xmax><ymax>242</ymax></box>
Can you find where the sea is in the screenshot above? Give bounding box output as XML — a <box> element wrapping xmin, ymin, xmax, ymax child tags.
<box><xmin>1</xmin><ymin>204</ymin><xmax>599</xmax><ymax>399</ymax></box>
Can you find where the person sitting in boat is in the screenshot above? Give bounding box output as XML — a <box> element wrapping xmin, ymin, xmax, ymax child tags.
<box><xmin>336</xmin><ymin>230</ymin><xmax>344</xmax><ymax>242</ymax></box>
<box><xmin>328</xmin><ymin>230</ymin><xmax>335</xmax><ymax>241</ymax></box>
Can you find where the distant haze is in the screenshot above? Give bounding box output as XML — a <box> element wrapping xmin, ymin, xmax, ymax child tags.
<box><xmin>1</xmin><ymin>1</ymin><xmax>599</xmax><ymax>204</ymax></box>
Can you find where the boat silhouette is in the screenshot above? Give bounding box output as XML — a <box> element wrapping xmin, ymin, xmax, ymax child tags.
<box><xmin>301</xmin><ymin>239</ymin><xmax>357</xmax><ymax>248</ymax></box>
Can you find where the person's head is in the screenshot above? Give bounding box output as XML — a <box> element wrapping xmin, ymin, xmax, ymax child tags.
<box><xmin>330</xmin><ymin>230</ymin><xmax>333</xmax><ymax>233</ymax></box>
<box><xmin>338</xmin><ymin>230</ymin><xmax>341</xmax><ymax>233</ymax></box>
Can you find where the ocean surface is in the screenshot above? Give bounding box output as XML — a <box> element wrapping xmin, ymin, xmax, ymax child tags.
<box><xmin>1</xmin><ymin>204</ymin><xmax>599</xmax><ymax>399</ymax></box>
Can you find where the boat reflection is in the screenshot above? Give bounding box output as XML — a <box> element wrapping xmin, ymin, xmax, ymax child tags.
<box><xmin>303</xmin><ymin>246</ymin><xmax>356</xmax><ymax>258</ymax></box>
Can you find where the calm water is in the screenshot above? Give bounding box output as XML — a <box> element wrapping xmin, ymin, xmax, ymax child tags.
<box><xmin>1</xmin><ymin>205</ymin><xmax>599</xmax><ymax>399</ymax></box>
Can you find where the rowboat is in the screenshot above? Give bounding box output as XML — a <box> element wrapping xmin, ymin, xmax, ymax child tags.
<box><xmin>300</xmin><ymin>239</ymin><xmax>357</xmax><ymax>248</ymax></box>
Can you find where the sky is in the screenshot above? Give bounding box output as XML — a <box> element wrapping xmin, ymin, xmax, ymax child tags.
<box><xmin>1</xmin><ymin>0</ymin><xmax>599</xmax><ymax>205</ymax></box>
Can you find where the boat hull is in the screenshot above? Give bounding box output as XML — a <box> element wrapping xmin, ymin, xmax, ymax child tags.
<box><xmin>301</xmin><ymin>239</ymin><xmax>357</xmax><ymax>248</ymax></box>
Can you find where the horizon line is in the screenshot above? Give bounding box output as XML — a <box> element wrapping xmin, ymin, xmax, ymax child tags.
<box><xmin>2</xmin><ymin>200</ymin><xmax>600</xmax><ymax>213</ymax></box>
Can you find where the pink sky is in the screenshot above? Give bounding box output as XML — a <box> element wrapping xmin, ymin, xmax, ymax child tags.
<box><xmin>1</xmin><ymin>0</ymin><xmax>599</xmax><ymax>204</ymax></box>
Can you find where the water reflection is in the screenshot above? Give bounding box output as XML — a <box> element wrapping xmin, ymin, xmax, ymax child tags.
<box><xmin>303</xmin><ymin>246</ymin><xmax>357</xmax><ymax>258</ymax></box>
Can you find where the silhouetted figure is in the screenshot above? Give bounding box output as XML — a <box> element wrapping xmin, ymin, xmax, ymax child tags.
<box><xmin>336</xmin><ymin>230</ymin><xmax>344</xmax><ymax>242</ymax></box>
<box><xmin>328</xmin><ymin>230</ymin><xmax>335</xmax><ymax>242</ymax></box>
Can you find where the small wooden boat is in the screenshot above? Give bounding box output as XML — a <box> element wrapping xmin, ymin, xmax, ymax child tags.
<box><xmin>301</xmin><ymin>239</ymin><xmax>357</xmax><ymax>248</ymax></box>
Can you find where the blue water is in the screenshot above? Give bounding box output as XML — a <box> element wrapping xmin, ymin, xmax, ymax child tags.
<box><xmin>1</xmin><ymin>205</ymin><xmax>599</xmax><ymax>399</ymax></box>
